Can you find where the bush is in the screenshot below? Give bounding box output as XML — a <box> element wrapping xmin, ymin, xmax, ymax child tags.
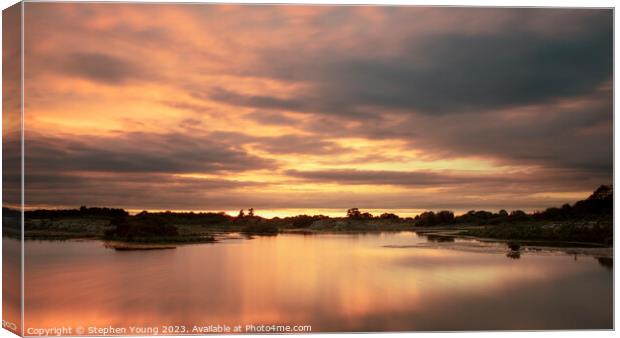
<box><xmin>462</xmin><ymin>220</ymin><xmax>612</xmax><ymax>245</ymax></box>
<box><xmin>105</xmin><ymin>216</ymin><xmax>179</xmax><ymax>241</ymax></box>
<box><xmin>241</xmin><ymin>221</ymin><xmax>278</xmax><ymax>235</ymax></box>
<box><xmin>287</xmin><ymin>215</ymin><xmax>325</xmax><ymax>228</ymax></box>
<box><xmin>379</xmin><ymin>213</ymin><xmax>400</xmax><ymax>220</ymax></box>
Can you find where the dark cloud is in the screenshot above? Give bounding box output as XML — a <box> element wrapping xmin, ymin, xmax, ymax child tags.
<box><xmin>199</xmin><ymin>8</ymin><xmax>613</xmax><ymax>179</ymax></box>
<box><xmin>181</xmin><ymin>9</ymin><xmax>616</xmax><ymax>185</ymax></box>
<box><xmin>3</xmin><ymin>3</ymin><xmax>21</xmax><ymax>115</ymax></box>
<box><xmin>290</xmin><ymin>77</ymin><xmax>612</xmax><ymax>178</ymax></box>
<box><xmin>316</xmin><ymin>24</ymin><xmax>612</xmax><ymax>115</ymax></box>
<box><xmin>24</xmin><ymin>171</ymin><xmax>268</xmax><ymax>210</ymax></box>
<box><xmin>246</xmin><ymin>111</ymin><xmax>298</xmax><ymax>126</ymax></box>
<box><xmin>23</xmin><ymin>131</ymin><xmax>276</xmax><ymax>209</ymax></box>
<box><xmin>286</xmin><ymin>169</ymin><xmax>487</xmax><ymax>186</ymax></box>
<box><xmin>205</xmin><ymin>88</ymin><xmax>306</xmax><ymax>112</ymax></box>
<box><xmin>61</xmin><ymin>52</ymin><xmax>145</xmax><ymax>84</ymax></box>
<box><xmin>24</xmin><ymin>131</ymin><xmax>274</xmax><ymax>174</ymax></box>
<box><xmin>254</xmin><ymin>134</ymin><xmax>346</xmax><ymax>155</ymax></box>
<box><xmin>203</xmin><ymin>87</ymin><xmax>375</xmax><ymax>119</ymax></box>
<box><xmin>206</xmin><ymin>9</ymin><xmax>612</xmax><ymax>118</ymax></box>
<box><xmin>285</xmin><ymin>168</ymin><xmax>607</xmax><ymax>192</ymax></box>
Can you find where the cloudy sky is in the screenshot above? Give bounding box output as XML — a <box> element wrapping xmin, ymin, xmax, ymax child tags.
<box><xmin>20</xmin><ymin>4</ymin><xmax>612</xmax><ymax>217</ymax></box>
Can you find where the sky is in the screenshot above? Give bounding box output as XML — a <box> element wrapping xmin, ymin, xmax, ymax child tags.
<box><xmin>17</xmin><ymin>4</ymin><xmax>613</xmax><ymax>217</ymax></box>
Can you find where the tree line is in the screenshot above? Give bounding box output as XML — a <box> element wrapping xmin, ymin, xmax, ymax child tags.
<box><xmin>344</xmin><ymin>185</ymin><xmax>612</xmax><ymax>226</ymax></box>
<box><xmin>16</xmin><ymin>185</ymin><xmax>612</xmax><ymax>229</ymax></box>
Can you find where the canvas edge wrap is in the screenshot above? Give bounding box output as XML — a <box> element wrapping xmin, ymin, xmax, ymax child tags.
<box><xmin>2</xmin><ymin>1</ymin><xmax>24</xmax><ymax>336</ymax></box>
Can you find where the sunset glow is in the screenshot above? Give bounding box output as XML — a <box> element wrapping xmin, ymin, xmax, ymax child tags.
<box><xmin>21</xmin><ymin>4</ymin><xmax>613</xmax><ymax>217</ymax></box>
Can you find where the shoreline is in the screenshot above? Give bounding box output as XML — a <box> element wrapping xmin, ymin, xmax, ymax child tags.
<box><xmin>18</xmin><ymin>225</ymin><xmax>614</xmax><ymax>246</ymax></box>
<box><xmin>16</xmin><ymin>227</ymin><xmax>613</xmax><ymax>256</ymax></box>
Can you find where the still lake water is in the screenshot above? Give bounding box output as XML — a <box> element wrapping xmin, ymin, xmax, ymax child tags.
<box><xmin>21</xmin><ymin>232</ymin><xmax>612</xmax><ymax>333</ymax></box>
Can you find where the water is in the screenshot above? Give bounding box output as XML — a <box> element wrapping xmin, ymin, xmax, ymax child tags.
<box><xmin>20</xmin><ymin>232</ymin><xmax>612</xmax><ymax>333</ymax></box>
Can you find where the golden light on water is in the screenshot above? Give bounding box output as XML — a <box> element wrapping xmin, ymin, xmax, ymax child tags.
<box><xmin>21</xmin><ymin>233</ymin><xmax>612</xmax><ymax>331</ymax></box>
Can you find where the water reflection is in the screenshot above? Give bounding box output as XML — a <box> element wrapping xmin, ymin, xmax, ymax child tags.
<box><xmin>505</xmin><ymin>242</ymin><xmax>521</xmax><ymax>260</ymax></box>
<box><xmin>23</xmin><ymin>232</ymin><xmax>612</xmax><ymax>333</ymax></box>
<box><xmin>423</xmin><ymin>234</ymin><xmax>455</xmax><ymax>243</ymax></box>
<box><xmin>596</xmin><ymin>256</ymin><xmax>613</xmax><ymax>270</ymax></box>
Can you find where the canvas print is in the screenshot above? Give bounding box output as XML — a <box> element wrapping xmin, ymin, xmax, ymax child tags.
<box><xmin>2</xmin><ymin>2</ymin><xmax>614</xmax><ymax>336</ymax></box>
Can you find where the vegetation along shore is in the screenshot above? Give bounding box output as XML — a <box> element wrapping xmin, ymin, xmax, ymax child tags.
<box><xmin>3</xmin><ymin>185</ymin><xmax>612</xmax><ymax>248</ymax></box>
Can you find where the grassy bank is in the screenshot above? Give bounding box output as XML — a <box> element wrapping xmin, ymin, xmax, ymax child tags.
<box><xmin>21</xmin><ymin>216</ymin><xmax>613</xmax><ymax>248</ymax></box>
<box><xmin>459</xmin><ymin>219</ymin><xmax>613</xmax><ymax>246</ymax></box>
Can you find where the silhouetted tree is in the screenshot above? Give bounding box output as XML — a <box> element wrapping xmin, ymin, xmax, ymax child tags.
<box><xmin>347</xmin><ymin>208</ymin><xmax>361</xmax><ymax>219</ymax></box>
<box><xmin>561</xmin><ymin>203</ymin><xmax>572</xmax><ymax>214</ymax></box>
<box><xmin>346</xmin><ymin>208</ymin><xmax>374</xmax><ymax>220</ymax></box>
<box><xmin>360</xmin><ymin>212</ymin><xmax>373</xmax><ymax>219</ymax></box>
<box><xmin>26</xmin><ymin>207</ymin><xmax>129</xmax><ymax>219</ymax></box>
<box><xmin>509</xmin><ymin>210</ymin><xmax>528</xmax><ymax>221</ymax></box>
<box><xmin>289</xmin><ymin>215</ymin><xmax>318</xmax><ymax>228</ymax></box>
<box><xmin>237</xmin><ymin>209</ymin><xmax>245</xmax><ymax>218</ymax></box>
<box><xmin>379</xmin><ymin>213</ymin><xmax>399</xmax><ymax>220</ymax></box>
<box><xmin>436</xmin><ymin>210</ymin><xmax>455</xmax><ymax>224</ymax></box>
<box><xmin>417</xmin><ymin>211</ymin><xmax>437</xmax><ymax>226</ymax></box>
<box><xmin>589</xmin><ymin>184</ymin><xmax>613</xmax><ymax>200</ymax></box>
<box><xmin>248</xmin><ymin>208</ymin><xmax>255</xmax><ymax>217</ymax></box>
<box><xmin>572</xmin><ymin>184</ymin><xmax>613</xmax><ymax>216</ymax></box>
